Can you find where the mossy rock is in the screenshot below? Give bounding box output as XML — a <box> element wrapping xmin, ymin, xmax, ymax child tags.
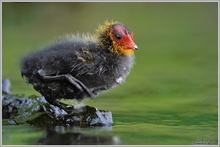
<box><xmin>2</xmin><ymin>94</ymin><xmax>113</xmax><ymax>127</ymax></box>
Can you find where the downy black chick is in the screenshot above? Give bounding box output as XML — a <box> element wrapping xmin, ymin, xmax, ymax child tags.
<box><xmin>20</xmin><ymin>21</ymin><xmax>138</xmax><ymax>113</ymax></box>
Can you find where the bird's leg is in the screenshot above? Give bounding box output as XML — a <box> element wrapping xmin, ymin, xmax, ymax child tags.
<box><xmin>37</xmin><ymin>69</ymin><xmax>95</xmax><ymax>97</ymax></box>
<box><xmin>44</xmin><ymin>97</ymin><xmax>74</xmax><ymax>113</ymax></box>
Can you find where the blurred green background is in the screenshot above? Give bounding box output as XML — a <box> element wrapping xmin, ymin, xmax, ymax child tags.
<box><xmin>2</xmin><ymin>2</ymin><xmax>218</xmax><ymax>145</ymax></box>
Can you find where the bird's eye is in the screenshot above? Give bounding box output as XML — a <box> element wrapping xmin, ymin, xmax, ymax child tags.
<box><xmin>115</xmin><ymin>34</ymin><xmax>122</xmax><ymax>40</ymax></box>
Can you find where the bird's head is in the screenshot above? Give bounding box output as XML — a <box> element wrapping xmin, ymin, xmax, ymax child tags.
<box><xmin>95</xmin><ymin>21</ymin><xmax>138</xmax><ymax>54</ymax></box>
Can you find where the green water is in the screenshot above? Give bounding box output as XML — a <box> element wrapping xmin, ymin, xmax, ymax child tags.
<box><xmin>2</xmin><ymin>2</ymin><xmax>218</xmax><ymax>145</ymax></box>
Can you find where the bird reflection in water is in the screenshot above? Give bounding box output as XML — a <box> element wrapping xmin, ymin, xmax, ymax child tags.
<box><xmin>38</xmin><ymin>126</ymin><xmax>120</xmax><ymax>145</ymax></box>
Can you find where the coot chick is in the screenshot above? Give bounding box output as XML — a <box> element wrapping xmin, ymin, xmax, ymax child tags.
<box><xmin>20</xmin><ymin>21</ymin><xmax>138</xmax><ymax>113</ymax></box>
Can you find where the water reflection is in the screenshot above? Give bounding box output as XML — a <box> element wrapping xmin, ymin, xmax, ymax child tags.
<box><xmin>38</xmin><ymin>126</ymin><xmax>120</xmax><ymax>145</ymax></box>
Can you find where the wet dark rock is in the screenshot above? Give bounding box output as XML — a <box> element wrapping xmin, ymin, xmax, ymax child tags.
<box><xmin>2</xmin><ymin>79</ymin><xmax>113</xmax><ymax>127</ymax></box>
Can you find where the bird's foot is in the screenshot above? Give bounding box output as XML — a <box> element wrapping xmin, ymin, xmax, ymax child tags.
<box><xmin>62</xmin><ymin>105</ymin><xmax>76</xmax><ymax>114</ymax></box>
<box><xmin>63</xmin><ymin>105</ymin><xmax>85</xmax><ymax>114</ymax></box>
